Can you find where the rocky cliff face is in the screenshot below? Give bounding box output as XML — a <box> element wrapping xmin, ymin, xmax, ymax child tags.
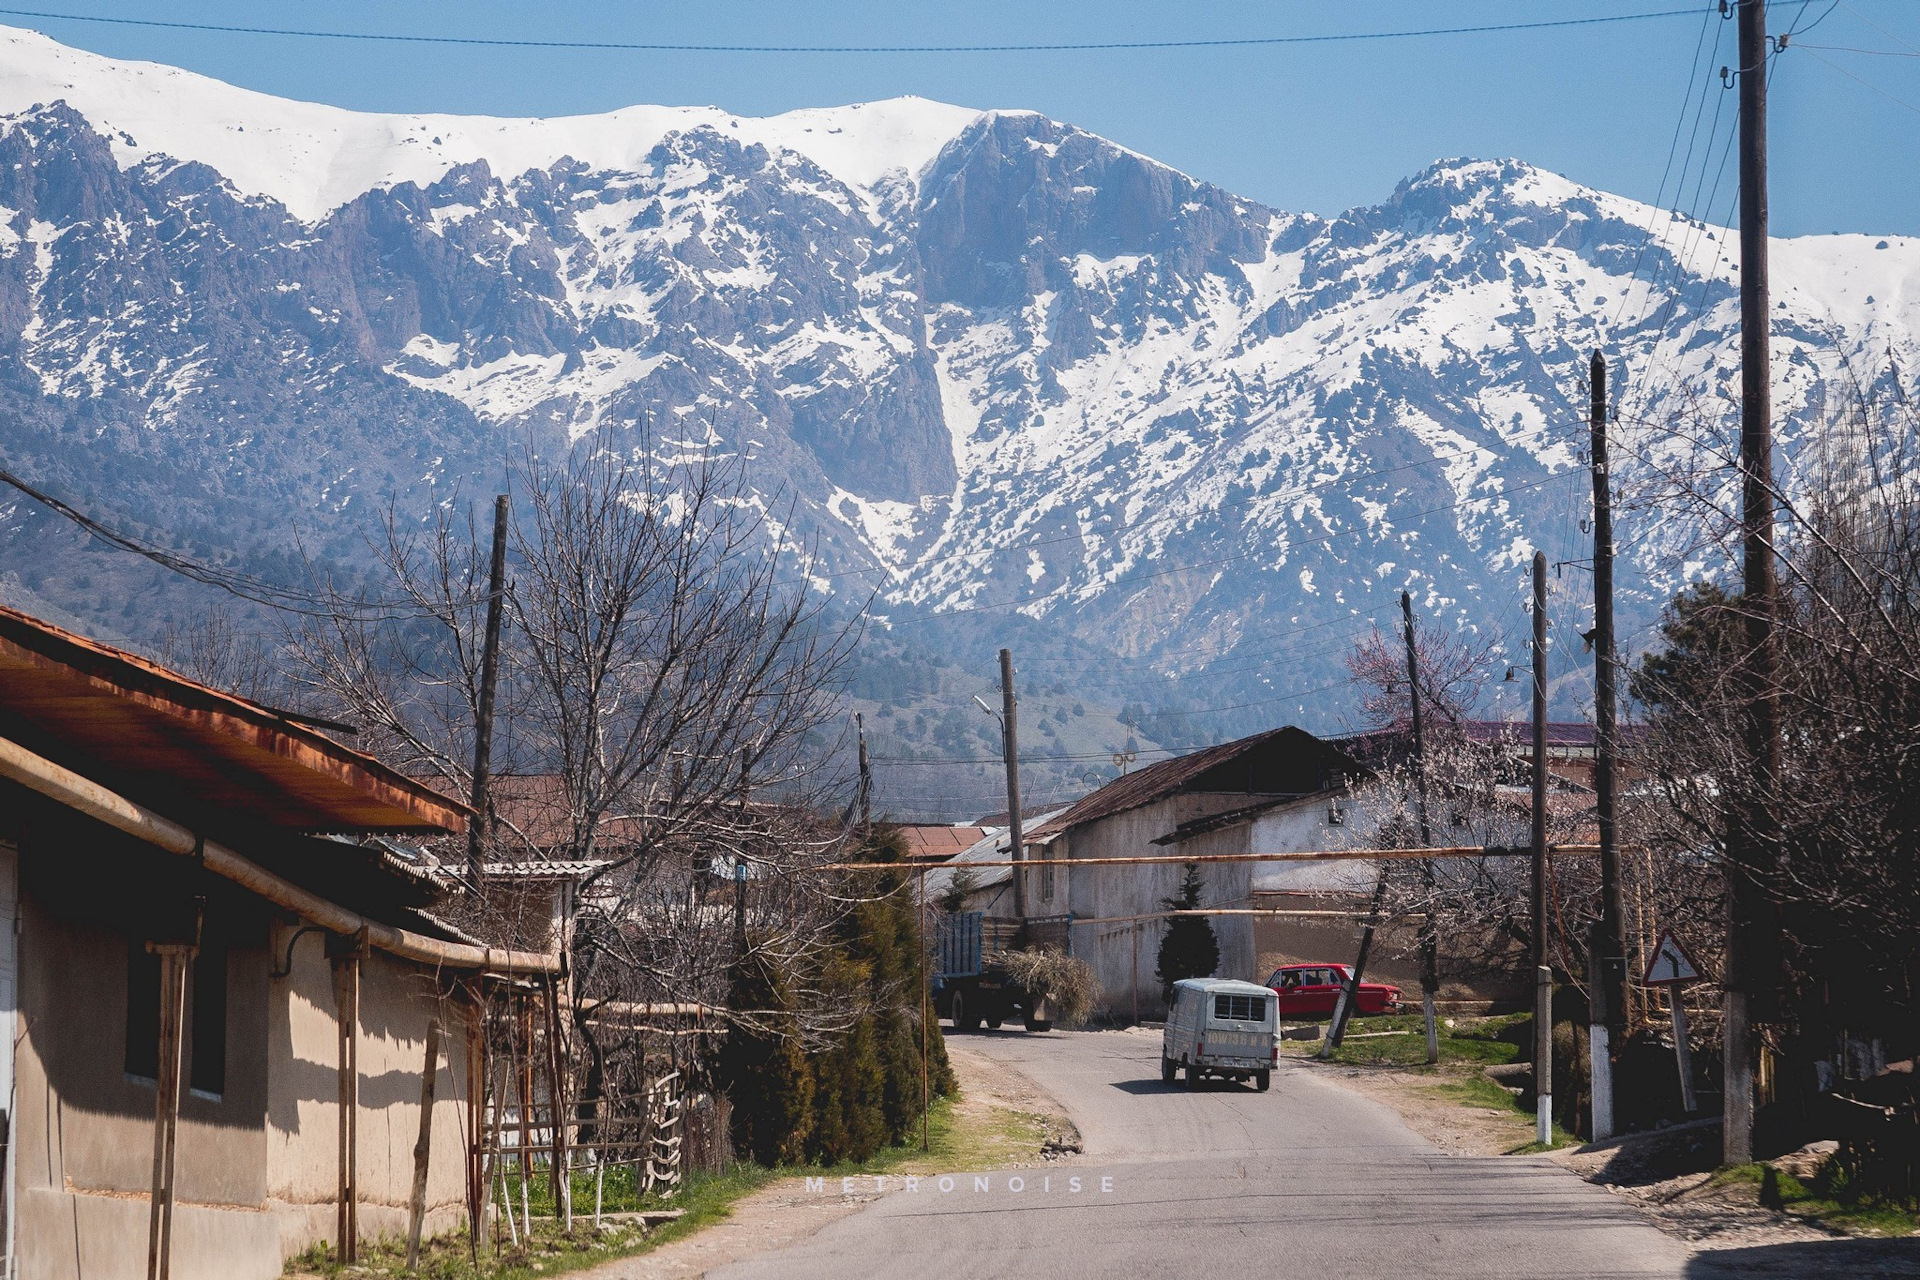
<box><xmin>2</xmin><ymin>29</ymin><xmax>1917</xmax><ymax>726</ymax></box>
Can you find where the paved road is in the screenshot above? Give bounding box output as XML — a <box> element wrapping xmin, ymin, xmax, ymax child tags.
<box><xmin>712</xmin><ymin>1027</ymin><xmax>1710</xmax><ymax>1280</ymax></box>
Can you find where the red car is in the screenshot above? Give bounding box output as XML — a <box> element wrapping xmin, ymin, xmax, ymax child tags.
<box><xmin>1267</xmin><ymin>964</ymin><xmax>1401</xmax><ymax>1018</ymax></box>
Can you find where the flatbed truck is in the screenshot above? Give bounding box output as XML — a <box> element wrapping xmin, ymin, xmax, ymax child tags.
<box><xmin>930</xmin><ymin>911</ymin><xmax>1054</xmax><ymax>1033</ymax></box>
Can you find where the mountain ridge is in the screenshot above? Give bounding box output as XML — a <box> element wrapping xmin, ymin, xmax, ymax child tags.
<box><xmin>0</xmin><ymin>29</ymin><xmax>1917</xmax><ymax>760</ymax></box>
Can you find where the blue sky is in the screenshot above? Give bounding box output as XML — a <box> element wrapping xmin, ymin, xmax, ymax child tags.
<box><xmin>15</xmin><ymin>1</ymin><xmax>1920</xmax><ymax>236</ymax></box>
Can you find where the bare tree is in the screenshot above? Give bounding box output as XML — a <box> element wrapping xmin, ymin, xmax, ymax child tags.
<box><xmin>287</xmin><ymin>420</ymin><xmax>866</xmax><ymax>1014</ymax></box>
<box><xmin>1623</xmin><ymin>350</ymin><xmax>1920</xmax><ymax>1181</ymax></box>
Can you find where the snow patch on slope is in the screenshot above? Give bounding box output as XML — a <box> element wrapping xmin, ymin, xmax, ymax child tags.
<box><xmin>0</xmin><ymin>26</ymin><xmax>982</xmax><ymax>220</ymax></box>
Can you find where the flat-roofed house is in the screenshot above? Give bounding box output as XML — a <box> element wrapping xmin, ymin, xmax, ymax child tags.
<box><xmin>0</xmin><ymin>604</ymin><xmax>554</xmax><ymax>1279</ymax></box>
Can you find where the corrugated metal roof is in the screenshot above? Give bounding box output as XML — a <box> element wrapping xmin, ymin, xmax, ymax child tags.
<box><xmin>0</xmin><ymin>603</ymin><xmax>467</xmax><ymax>833</ymax></box>
<box><xmin>891</xmin><ymin>824</ymin><xmax>989</xmax><ymax>862</ymax></box>
<box><xmin>1026</xmin><ymin>726</ymin><xmax>1359</xmax><ymax>841</ymax></box>
<box><xmin>920</xmin><ymin>807</ymin><xmax>1073</xmax><ymax>896</ymax></box>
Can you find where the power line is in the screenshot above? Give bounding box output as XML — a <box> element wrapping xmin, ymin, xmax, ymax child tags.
<box><xmin>0</xmin><ymin>6</ymin><xmax>1707</xmax><ymax>55</ymax></box>
<box><xmin>1803</xmin><ymin>47</ymin><xmax>1920</xmax><ymax>114</ymax></box>
<box><xmin>0</xmin><ymin>463</ymin><xmax>477</xmax><ymax>620</ymax></box>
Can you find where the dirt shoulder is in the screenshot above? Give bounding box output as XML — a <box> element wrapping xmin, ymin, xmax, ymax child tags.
<box><xmin>1302</xmin><ymin>1058</ymin><xmax>1920</xmax><ymax>1273</ymax></box>
<box><xmin>1291</xmin><ymin>1058</ymin><xmax>1545</xmax><ymax>1156</ymax></box>
<box><xmin>581</xmin><ymin>1041</ymin><xmax>1080</xmax><ymax>1279</ymax></box>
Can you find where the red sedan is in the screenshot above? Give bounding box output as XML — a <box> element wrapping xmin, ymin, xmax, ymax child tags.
<box><xmin>1267</xmin><ymin>964</ymin><xmax>1401</xmax><ymax>1018</ymax></box>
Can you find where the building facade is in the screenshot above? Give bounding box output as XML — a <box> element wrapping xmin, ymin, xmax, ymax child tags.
<box><xmin>0</xmin><ymin>604</ymin><xmax>550</xmax><ymax>1279</ymax></box>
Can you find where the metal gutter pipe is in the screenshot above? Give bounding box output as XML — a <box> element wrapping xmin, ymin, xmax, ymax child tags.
<box><xmin>0</xmin><ymin>733</ymin><xmax>558</xmax><ymax>975</ymax></box>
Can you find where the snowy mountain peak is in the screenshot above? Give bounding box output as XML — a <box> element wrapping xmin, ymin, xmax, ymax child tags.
<box><xmin>4</xmin><ymin>27</ymin><xmax>1920</xmax><ymax>736</ymax></box>
<box><xmin>0</xmin><ymin>26</ymin><xmax>985</xmax><ymax>219</ymax></box>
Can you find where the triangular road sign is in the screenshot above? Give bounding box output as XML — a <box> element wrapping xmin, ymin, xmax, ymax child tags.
<box><xmin>1642</xmin><ymin>931</ymin><xmax>1702</xmax><ymax>986</ymax></box>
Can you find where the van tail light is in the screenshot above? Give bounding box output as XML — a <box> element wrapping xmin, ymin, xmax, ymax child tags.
<box><xmin>1197</xmin><ymin>1041</ymin><xmax>1205</xmax><ymax>1058</ymax></box>
<box><xmin>1271</xmin><ymin>1044</ymin><xmax>1279</xmax><ymax>1064</ymax></box>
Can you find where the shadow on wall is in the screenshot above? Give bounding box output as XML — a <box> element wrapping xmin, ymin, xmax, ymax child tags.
<box><xmin>1686</xmin><ymin>1239</ymin><xmax>1920</xmax><ymax>1278</ymax></box>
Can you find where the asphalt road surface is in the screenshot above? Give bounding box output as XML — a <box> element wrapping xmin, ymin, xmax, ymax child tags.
<box><xmin>711</xmin><ymin>1027</ymin><xmax>1716</xmax><ymax>1280</ymax></box>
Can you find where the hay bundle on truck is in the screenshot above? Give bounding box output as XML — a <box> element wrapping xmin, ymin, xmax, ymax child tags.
<box><xmin>932</xmin><ymin>912</ymin><xmax>1058</xmax><ymax>1032</ymax></box>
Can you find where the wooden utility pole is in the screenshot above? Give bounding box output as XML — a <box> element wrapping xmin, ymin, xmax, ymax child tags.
<box><xmin>1589</xmin><ymin>349</ymin><xmax>1626</xmax><ymax>1142</ymax></box>
<box><xmin>1531</xmin><ymin>551</ymin><xmax>1553</xmax><ymax>1147</ymax></box>
<box><xmin>1401</xmin><ymin>590</ymin><xmax>1442</xmax><ymax>1065</ymax></box>
<box><xmin>468</xmin><ymin>494</ymin><xmax>510</xmax><ymax>894</ymax></box>
<box><xmin>733</xmin><ymin>861</ymin><xmax>748</xmax><ymax>958</ymax></box>
<box><xmin>1727</xmin><ymin>0</ymin><xmax>1782</xmax><ymax>1169</ymax></box>
<box><xmin>333</xmin><ymin>935</ymin><xmax>364</xmax><ymax>1263</ymax></box>
<box><xmin>999</xmin><ymin>648</ymin><xmax>1027</xmax><ymax>920</ymax></box>
<box><xmin>856</xmin><ymin>711</ymin><xmax>872</xmax><ymax>835</ymax></box>
<box><xmin>519</xmin><ymin>999</ymin><xmax>536</xmax><ymax>1232</ymax></box>
<box><xmin>145</xmin><ymin>942</ymin><xmax>194</xmax><ymax>1280</ymax></box>
<box><xmin>465</xmin><ymin>996</ymin><xmax>485</xmax><ymax>1266</ymax></box>
<box><xmin>404</xmin><ymin>1017</ymin><xmax>443</xmax><ymax>1270</ymax></box>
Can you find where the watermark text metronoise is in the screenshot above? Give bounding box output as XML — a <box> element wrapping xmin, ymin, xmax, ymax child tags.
<box><xmin>806</xmin><ymin>1174</ymin><xmax>1115</xmax><ymax>1195</ymax></box>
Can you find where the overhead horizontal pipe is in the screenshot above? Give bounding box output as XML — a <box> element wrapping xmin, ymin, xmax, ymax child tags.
<box><xmin>1069</xmin><ymin>908</ymin><xmax>1431</xmax><ymax>926</ymax></box>
<box><xmin>0</xmin><ymin>734</ymin><xmax>558</xmax><ymax>975</ymax></box>
<box><xmin>815</xmin><ymin>844</ymin><xmax>1602</xmax><ymax>872</ymax></box>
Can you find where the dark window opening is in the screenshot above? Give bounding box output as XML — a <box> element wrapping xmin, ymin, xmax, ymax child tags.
<box><xmin>124</xmin><ymin>941</ymin><xmax>160</xmax><ymax>1081</ymax></box>
<box><xmin>190</xmin><ymin>943</ymin><xmax>226</xmax><ymax>1098</ymax></box>
<box><xmin>124</xmin><ymin>937</ymin><xmax>227</xmax><ymax>1098</ymax></box>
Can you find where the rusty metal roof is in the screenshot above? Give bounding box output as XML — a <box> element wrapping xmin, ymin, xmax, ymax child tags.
<box><xmin>0</xmin><ymin>603</ymin><xmax>467</xmax><ymax>834</ymax></box>
<box><xmin>889</xmin><ymin>824</ymin><xmax>989</xmax><ymax>863</ymax></box>
<box><xmin>1026</xmin><ymin>726</ymin><xmax>1361</xmax><ymax>841</ymax></box>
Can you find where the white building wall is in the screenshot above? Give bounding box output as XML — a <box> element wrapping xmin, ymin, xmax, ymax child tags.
<box><xmin>1063</xmin><ymin>793</ymin><xmax>1262</xmax><ymax>1018</ymax></box>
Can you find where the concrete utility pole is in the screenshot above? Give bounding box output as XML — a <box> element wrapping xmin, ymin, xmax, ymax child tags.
<box><xmin>468</xmin><ymin>494</ymin><xmax>510</xmax><ymax>894</ymax></box>
<box><xmin>1401</xmin><ymin>591</ymin><xmax>1442</xmax><ymax>1065</ymax></box>
<box><xmin>1000</xmin><ymin>648</ymin><xmax>1027</xmax><ymax>919</ymax></box>
<box><xmin>1589</xmin><ymin>350</ymin><xmax>1625</xmax><ymax>1142</ymax></box>
<box><xmin>1727</xmin><ymin>0</ymin><xmax>1783</xmax><ymax>1168</ymax></box>
<box><xmin>1531</xmin><ymin>550</ymin><xmax>1553</xmax><ymax>1147</ymax></box>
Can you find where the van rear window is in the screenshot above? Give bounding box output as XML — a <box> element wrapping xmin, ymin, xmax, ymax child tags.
<box><xmin>1213</xmin><ymin>993</ymin><xmax>1268</xmax><ymax>1022</ymax></box>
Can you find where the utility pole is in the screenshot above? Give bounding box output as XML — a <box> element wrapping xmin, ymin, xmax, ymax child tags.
<box><xmin>856</xmin><ymin>711</ymin><xmax>872</xmax><ymax>836</ymax></box>
<box><xmin>1589</xmin><ymin>350</ymin><xmax>1626</xmax><ymax>1142</ymax></box>
<box><xmin>734</xmin><ymin>860</ymin><xmax>748</xmax><ymax>959</ymax></box>
<box><xmin>468</xmin><ymin>494</ymin><xmax>509</xmax><ymax>895</ymax></box>
<box><xmin>1319</xmin><ymin>872</ymin><xmax>1387</xmax><ymax>1059</ymax></box>
<box><xmin>1727</xmin><ymin>0</ymin><xmax>1782</xmax><ymax>1168</ymax></box>
<box><xmin>1000</xmin><ymin>648</ymin><xmax>1028</xmax><ymax>920</ymax></box>
<box><xmin>1401</xmin><ymin>590</ymin><xmax>1441</xmax><ymax>1065</ymax></box>
<box><xmin>1531</xmin><ymin>550</ymin><xmax>1553</xmax><ymax>1147</ymax></box>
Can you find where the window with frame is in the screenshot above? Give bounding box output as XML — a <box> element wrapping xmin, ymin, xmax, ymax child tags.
<box><xmin>1213</xmin><ymin>993</ymin><xmax>1269</xmax><ymax>1022</ymax></box>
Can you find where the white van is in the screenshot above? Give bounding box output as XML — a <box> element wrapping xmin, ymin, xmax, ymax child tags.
<box><xmin>1161</xmin><ymin>978</ymin><xmax>1279</xmax><ymax>1091</ymax></box>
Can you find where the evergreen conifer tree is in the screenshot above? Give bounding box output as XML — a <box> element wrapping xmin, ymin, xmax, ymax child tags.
<box><xmin>719</xmin><ymin>950</ymin><xmax>813</xmax><ymax>1166</ymax></box>
<box><xmin>724</xmin><ymin>827</ymin><xmax>956</xmax><ymax>1167</ymax></box>
<box><xmin>1155</xmin><ymin>862</ymin><xmax>1220</xmax><ymax>999</ymax></box>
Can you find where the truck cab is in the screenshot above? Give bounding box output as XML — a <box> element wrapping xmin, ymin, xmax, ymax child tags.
<box><xmin>1161</xmin><ymin>978</ymin><xmax>1279</xmax><ymax>1091</ymax></box>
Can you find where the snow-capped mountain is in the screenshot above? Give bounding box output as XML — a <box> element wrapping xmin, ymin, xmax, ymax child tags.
<box><xmin>2</xmin><ymin>27</ymin><xmax>1917</xmax><ymax>724</ymax></box>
